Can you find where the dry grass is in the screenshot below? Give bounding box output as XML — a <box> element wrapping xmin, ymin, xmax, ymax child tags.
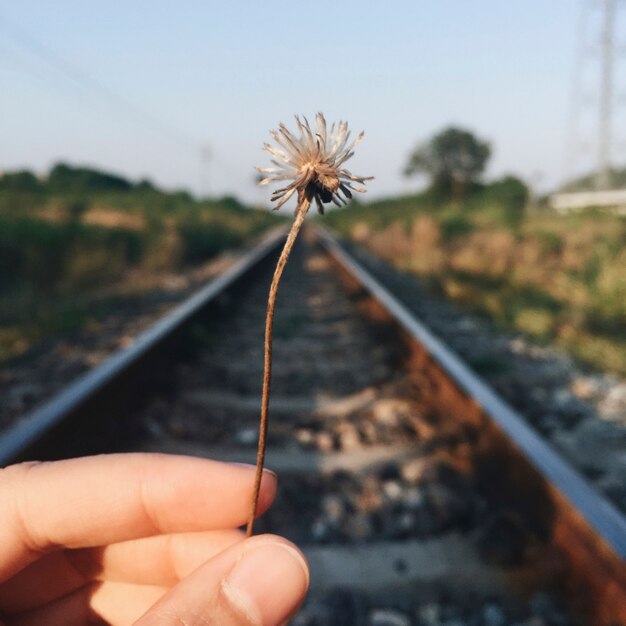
<box><xmin>328</xmin><ymin>200</ymin><xmax>626</xmax><ymax>375</ymax></box>
<box><xmin>82</xmin><ymin>207</ymin><xmax>145</xmax><ymax>230</ymax></box>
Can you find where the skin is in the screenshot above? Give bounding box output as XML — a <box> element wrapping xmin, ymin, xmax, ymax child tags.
<box><xmin>0</xmin><ymin>453</ymin><xmax>310</xmax><ymax>625</ymax></box>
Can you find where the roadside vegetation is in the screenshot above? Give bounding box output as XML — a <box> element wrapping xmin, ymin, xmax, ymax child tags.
<box><xmin>0</xmin><ymin>163</ymin><xmax>276</xmax><ymax>362</ymax></box>
<box><xmin>326</xmin><ymin>127</ymin><xmax>626</xmax><ymax>376</ymax></box>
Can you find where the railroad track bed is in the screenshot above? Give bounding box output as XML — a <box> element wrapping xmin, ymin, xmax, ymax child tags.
<box><xmin>129</xmin><ymin>238</ymin><xmax>575</xmax><ymax>625</ymax></box>
<box><xmin>340</xmin><ymin>240</ymin><xmax>626</xmax><ymax>516</ymax></box>
<box><xmin>2</xmin><ymin>229</ymin><xmax>623</xmax><ymax>516</ymax></box>
<box><xmin>0</xmin><ymin>235</ymin><xmax>266</xmax><ymax>431</ymax></box>
<box><xmin>1</xmin><ymin>229</ymin><xmax>623</xmax><ymax>625</ymax></box>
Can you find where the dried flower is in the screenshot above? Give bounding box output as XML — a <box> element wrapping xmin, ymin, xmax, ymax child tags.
<box><xmin>257</xmin><ymin>113</ymin><xmax>373</xmax><ymax>214</ymax></box>
<box><xmin>246</xmin><ymin>114</ymin><xmax>371</xmax><ymax>537</ymax></box>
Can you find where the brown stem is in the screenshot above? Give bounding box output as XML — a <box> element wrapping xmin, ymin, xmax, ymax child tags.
<box><xmin>246</xmin><ymin>194</ymin><xmax>311</xmax><ymax>537</ymax></box>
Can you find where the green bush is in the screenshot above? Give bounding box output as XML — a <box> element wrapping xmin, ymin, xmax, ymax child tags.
<box><xmin>479</xmin><ymin>176</ymin><xmax>528</xmax><ymax>212</ymax></box>
<box><xmin>325</xmin><ymin>182</ymin><xmax>626</xmax><ymax>374</ymax></box>
<box><xmin>178</xmin><ymin>219</ymin><xmax>243</xmax><ymax>264</ymax></box>
<box><xmin>0</xmin><ymin>164</ymin><xmax>279</xmax><ymax>363</ymax></box>
<box><xmin>440</xmin><ymin>213</ymin><xmax>474</xmax><ymax>239</ymax></box>
<box><xmin>535</xmin><ymin>230</ymin><xmax>563</xmax><ymax>254</ymax></box>
<box><xmin>0</xmin><ymin>216</ymin><xmax>143</xmax><ymax>293</ymax></box>
<box><xmin>0</xmin><ymin>170</ymin><xmax>43</xmax><ymax>193</ymax></box>
<box><xmin>48</xmin><ymin>163</ymin><xmax>133</xmax><ymax>193</ymax></box>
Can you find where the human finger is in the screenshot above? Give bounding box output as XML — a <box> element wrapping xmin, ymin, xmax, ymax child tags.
<box><xmin>5</xmin><ymin>581</ymin><xmax>166</xmax><ymax>626</ymax></box>
<box><xmin>0</xmin><ymin>453</ymin><xmax>276</xmax><ymax>580</ymax></box>
<box><xmin>5</xmin><ymin>536</ymin><xmax>309</xmax><ymax>626</ymax></box>
<box><xmin>97</xmin><ymin>528</ymin><xmax>246</xmax><ymax>584</ymax></box>
<box><xmin>0</xmin><ymin>529</ymin><xmax>244</xmax><ymax>614</ymax></box>
<box><xmin>134</xmin><ymin>534</ymin><xmax>309</xmax><ymax>626</ymax></box>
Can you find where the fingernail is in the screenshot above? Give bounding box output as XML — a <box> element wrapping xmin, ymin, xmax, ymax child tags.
<box><xmin>228</xmin><ymin>462</ymin><xmax>256</xmax><ymax>470</ymax></box>
<box><xmin>221</xmin><ymin>541</ymin><xmax>309</xmax><ymax>625</ymax></box>
<box><xmin>229</xmin><ymin>462</ymin><xmax>277</xmax><ymax>479</ymax></box>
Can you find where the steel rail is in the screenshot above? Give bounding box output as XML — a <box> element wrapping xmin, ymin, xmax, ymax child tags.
<box><xmin>0</xmin><ymin>227</ymin><xmax>288</xmax><ymax>466</ymax></box>
<box><xmin>317</xmin><ymin>227</ymin><xmax>626</xmax><ymax>559</ymax></box>
<box><xmin>0</xmin><ymin>224</ymin><xmax>624</xmax><ymax>624</ymax></box>
<box><xmin>316</xmin><ymin>227</ymin><xmax>626</xmax><ymax>626</ymax></box>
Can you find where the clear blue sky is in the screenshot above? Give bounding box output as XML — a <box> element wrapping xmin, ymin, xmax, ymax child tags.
<box><xmin>0</xmin><ymin>1</ymin><xmax>607</xmax><ymax>203</ymax></box>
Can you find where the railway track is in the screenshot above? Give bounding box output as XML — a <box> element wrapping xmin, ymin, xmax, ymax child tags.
<box><xmin>0</xmin><ymin>227</ymin><xmax>624</xmax><ymax>626</ymax></box>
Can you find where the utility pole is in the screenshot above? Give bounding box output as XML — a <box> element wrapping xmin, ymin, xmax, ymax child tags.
<box><xmin>596</xmin><ymin>0</ymin><xmax>614</xmax><ymax>190</ymax></box>
<box><xmin>199</xmin><ymin>145</ymin><xmax>212</xmax><ymax>198</ymax></box>
<box><xmin>552</xmin><ymin>1</ymin><xmax>626</xmax><ymax>211</ymax></box>
<box><xmin>566</xmin><ymin>0</ymin><xmax>622</xmax><ymax>190</ymax></box>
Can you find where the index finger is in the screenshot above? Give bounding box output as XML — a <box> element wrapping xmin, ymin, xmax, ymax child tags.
<box><xmin>0</xmin><ymin>453</ymin><xmax>276</xmax><ymax>580</ymax></box>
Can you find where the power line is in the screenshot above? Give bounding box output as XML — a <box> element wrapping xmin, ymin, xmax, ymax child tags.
<box><xmin>565</xmin><ymin>0</ymin><xmax>591</xmax><ymax>182</ymax></box>
<box><xmin>0</xmin><ymin>13</ymin><xmax>253</xmax><ymax>198</ymax></box>
<box><xmin>0</xmin><ymin>12</ymin><xmax>199</xmax><ymax>155</ymax></box>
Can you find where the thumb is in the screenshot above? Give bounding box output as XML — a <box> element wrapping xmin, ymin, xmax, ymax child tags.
<box><xmin>134</xmin><ymin>535</ymin><xmax>309</xmax><ymax>626</ymax></box>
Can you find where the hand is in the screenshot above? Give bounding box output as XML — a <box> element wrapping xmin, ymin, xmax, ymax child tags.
<box><xmin>0</xmin><ymin>453</ymin><xmax>309</xmax><ymax>625</ymax></box>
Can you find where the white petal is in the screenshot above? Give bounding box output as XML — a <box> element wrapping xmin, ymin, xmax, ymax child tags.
<box><xmin>336</xmin><ymin>151</ymin><xmax>355</xmax><ymax>167</ymax></box>
<box><xmin>316</xmin><ymin>113</ymin><xmax>328</xmax><ymax>147</ymax></box>
<box><xmin>273</xmin><ymin>186</ymin><xmax>297</xmax><ymax>209</ymax></box>
<box><xmin>278</xmin><ymin>125</ymin><xmax>305</xmax><ymax>159</ymax></box>
<box><xmin>272</xmin><ymin>129</ymin><xmax>304</xmax><ymax>162</ymax></box>
<box><xmin>271</xmin><ymin>159</ymin><xmax>297</xmax><ymax>172</ymax></box>
<box><xmin>263</xmin><ymin>143</ymin><xmax>289</xmax><ymax>161</ymax></box>
<box><xmin>262</xmin><ymin>174</ymin><xmax>297</xmax><ymax>184</ymax></box>
<box><xmin>295</xmin><ymin>115</ymin><xmax>316</xmax><ymax>153</ymax></box>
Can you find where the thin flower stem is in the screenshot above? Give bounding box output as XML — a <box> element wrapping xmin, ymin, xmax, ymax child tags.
<box><xmin>246</xmin><ymin>195</ymin><xmax>311</xmax><ymax>537</ymax></box>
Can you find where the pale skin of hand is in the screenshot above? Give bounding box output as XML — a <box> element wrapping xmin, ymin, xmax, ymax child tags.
<box><xmin>0</xmin><ymin>453</ymin><xmax>310</xmax><ymax>625</ymax></box>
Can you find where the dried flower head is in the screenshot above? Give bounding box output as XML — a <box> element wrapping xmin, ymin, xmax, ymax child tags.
<box><xmin>247</xmin><ymin>113</ymin><xmax>372</xmax><ymax>538</ymax></box>
<box><xmin>257</xmin><ymin>113</ymin><xmax>373</xmax><ymax>214</ymax></box>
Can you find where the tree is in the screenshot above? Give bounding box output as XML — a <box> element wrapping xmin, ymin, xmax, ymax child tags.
<box><xmin>0</xmin><ymin>170</ymin><xmax>42</xmax><ymax>192</ymax></box>
<box><xmin>404</xmin><ymin>127</ymin><xmax>491</xmax><ymax>203</ymax></box>
<box><xmin>48</xmin><ymin>163</ymin><xmax>132</xmax><ymax>193</ymax></box>
<box><xmin>485</xmin><ymin>175</ymin><xmax>528</xmax><ymax>213</ymax></box>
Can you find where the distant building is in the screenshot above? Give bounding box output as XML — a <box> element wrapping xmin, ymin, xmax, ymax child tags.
<box><xmin>549</xmin><ymin>189</ymin><xmax>626</xmax><ymax>214</ymax></box>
